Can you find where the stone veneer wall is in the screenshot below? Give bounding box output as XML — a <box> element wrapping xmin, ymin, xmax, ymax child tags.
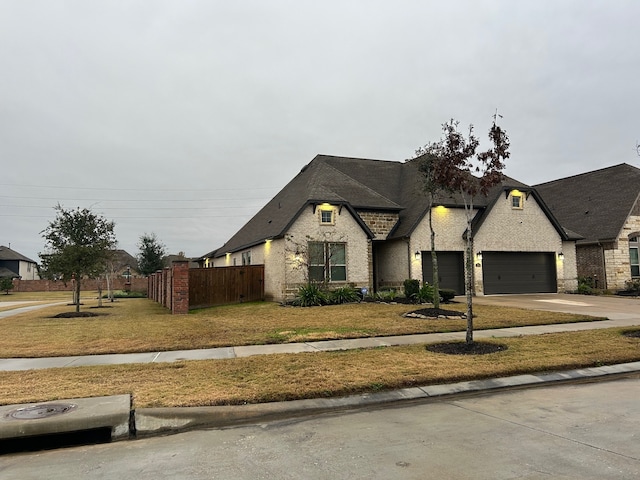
<box><xmin>356</xmin><ymin>211</ymin><xmax>399</xmax><ymax>240</ymax></box>
<box><xmin>604</xmin><ymin>213</ymin><xmax>640</xmax><ymax>290</ymax></box>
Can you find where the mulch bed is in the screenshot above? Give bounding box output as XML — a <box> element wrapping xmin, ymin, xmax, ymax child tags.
<box><xmin>426</xmin><ymin>341</ymin><xmax>508</xmax><ymax>355</ymax></box>
<box><xmin>622</xmin><ymin>330</ymin><xmax>640</xmax><ymax>338</ymax></box>
<box><xmin>404</xmin><ymin>307</ymin><xmax>466</xmax><ymax>319</ymax></box>
<box><xmin>52</xmin><ymin>312</ymin><xmax>101</xmax><ymax>318</ymax></box>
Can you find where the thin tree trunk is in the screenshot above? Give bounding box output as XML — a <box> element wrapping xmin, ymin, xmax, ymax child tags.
<box><xmin>75</xmin><ymin>279</ymin><xmax>81</xmax><ymax>313</ymax></box>
<box><xmin>429</xmin><ymin>202</ymin><xmax>440</xmax><ymax>310</ymax></box>
<box><xmin>465</xmin><ymin>234</ymin><xmax>474</xmax><ymax>344</ymax></box>
<box><xmin>462</xmin><ymin>190</ymin><xmax>474</xmax><ymax>344</ymax></box>
<box><xmin>97</xmin><ymin>283</ymin><xmax>103</xmax><ymax>307</ymax></box>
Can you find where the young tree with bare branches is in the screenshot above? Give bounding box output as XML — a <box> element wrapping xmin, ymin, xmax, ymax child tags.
<box><xmin>421</xmin><ymin>115</ymin><xmax>510</xmax><ymax>344</ymax></box>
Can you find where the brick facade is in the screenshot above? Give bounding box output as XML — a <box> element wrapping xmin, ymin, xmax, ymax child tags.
<box><xmin>576</xmin><ymin>244</ymin><xmax>607</xmax><ymax>288</ymax></box>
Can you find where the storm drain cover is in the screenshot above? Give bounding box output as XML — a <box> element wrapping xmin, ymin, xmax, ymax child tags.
<box><xmin>5</xmin><ymin>403</ymin><xmax>77</xmax><ymax>420</ymax></box>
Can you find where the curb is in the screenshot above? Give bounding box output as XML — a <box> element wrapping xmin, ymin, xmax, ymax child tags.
<box><xmin>1</xmin><ymin>362</ymin><xmax>639</xmax><ymax>451</ymax></box>
<box><xmin>134</xmin><ymin>361</ymin><xmax>640</xmax><ymax>438</ymax></box>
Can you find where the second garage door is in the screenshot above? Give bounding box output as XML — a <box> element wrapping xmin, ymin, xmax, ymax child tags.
<box><xmin>482</xmin><ymin>252</ymin><xmax>557</xmax><ymax>294</ymax></box>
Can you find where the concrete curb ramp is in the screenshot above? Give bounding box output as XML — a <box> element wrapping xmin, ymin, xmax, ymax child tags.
<box><xmin>2</xmin><ymin>361</ymin><xmax>639</xmax><ymax>452</ymax></box>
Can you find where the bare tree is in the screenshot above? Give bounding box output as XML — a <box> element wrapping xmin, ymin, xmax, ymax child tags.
<box><xmin>425</xmin><ymin>114</ymin><xmax>510</xmax><ymax>344</ymax></box>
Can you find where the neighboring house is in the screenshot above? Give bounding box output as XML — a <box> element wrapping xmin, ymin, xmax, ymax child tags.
<box><xmin>535</xmin><ymin>163</ymin><xmax>640</xmax><ymax>291</ymax></box>
<box><xmin>0</xmin><ymin>245</ymin><xmax>40</xmax><ymax>280</ymax></box>
<box><xmin>108</xmin><ymin>249</ymin><xmax>141</xmax><ymax>278</ymax></box>
<box><xmin>164</xmin><ymin>253</ymin><xmax>199</xmax><ymax>269</ymax></box>
<box><xmin>199</xmin><ymin>155</ymin><xmax>578</xmax><ymax>302</ymax></box>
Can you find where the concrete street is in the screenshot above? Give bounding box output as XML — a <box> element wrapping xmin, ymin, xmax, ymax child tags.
<box><xmin>2</xmin><ymin>374</ymin><xmax>639</xmax><ymax>479</ymax></box>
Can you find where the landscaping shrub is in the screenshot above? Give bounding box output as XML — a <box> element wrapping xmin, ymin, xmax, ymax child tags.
<box><xmin>375</xmin><ymin>289</ymin><xmax>398</xmax><ymax>302</ymax></box>
<box><xmin>403</xmin><ymin>279</ymin><xmax>420</xmax><ymax>301</ymax></box>
<box><xmin>293</xmin><ymin>283</ymin><xmax>328</xmax><ymax>307</ymax></box>
<box><xmin>416</xmin><ymin>283</ymin><xmax>435</xmax><ymax>303</ymax></box>
<box><xmin>577</xmin><ymin>276</ymin><xmax>595</xmax><ymax>295</ymax></box>
<box><xmin>102</xmin><ymin>290</ymin><xmax>147</xmax><ymax>299</ymax></box>
<box><xmin>329</xmin><ymin>286</ymin><xmax>360</xmax><ymax>304</ymax></box>
<box><xmin>619</xmin><ymin>278</ymin><xmax>640</xmax><ymax>296</ymax></box>
<box><xmin>439</xmin><ymin>289</ymin><xmax>456</xmax><ymax>303</ymax></box>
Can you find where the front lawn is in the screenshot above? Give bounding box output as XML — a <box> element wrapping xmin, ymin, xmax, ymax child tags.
<box><xmin>0</xmin><ymin>328</ymin><xmax>638</xmax><ymax>408</ymax></box>
<box><xmin>0</xmin><ymin>297</ymin><xmax>605</xmax><ymax>358</ymax></box>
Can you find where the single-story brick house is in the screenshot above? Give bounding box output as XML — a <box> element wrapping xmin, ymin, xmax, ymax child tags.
<box><xmin>535</xmin><ymin>163</ymin><xmax>640</xmax><ymax>291</ymax></box>
<box><xmin>199</xmin><ymin>155</ymin><xmax>579</xmax><ymax>302</ymax></box>
<box><xmin>0</xmin><ymin>245</ymin><xmax>40</xmax><ymax>280</ymax></box>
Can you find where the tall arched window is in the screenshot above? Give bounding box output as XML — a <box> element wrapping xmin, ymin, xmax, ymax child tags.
<box><xmin>630</xmin><ymin>236</ymin><xmax>639</xmax><ymax>277</ymax></box>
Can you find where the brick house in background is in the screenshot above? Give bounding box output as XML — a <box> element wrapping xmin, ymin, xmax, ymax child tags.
<box><xmin>199</xmin><ymin>155</ymin><xmax>578</xmax><ymax>303</ymax></box>
<box><xmin>535</xmin><ymin>163</ymin><xmax>640</xmax><ymax>290</ymax></box>
<box><xmin>0</xmin><ymin>245</ymin><xmax>40</xmax><ymax>280</ymax></box>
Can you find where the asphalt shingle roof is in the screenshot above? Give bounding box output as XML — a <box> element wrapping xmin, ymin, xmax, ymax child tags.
<box><xmin>209</xmin><ymin>154</ymin><xmax>566</xmax><ymax>257</ymax></box>
<box><xmin>535</xmin><ymin>163</ymin><xmax>640</xmax><ymax>244</ymax></box>
<box><xmin>0</xmin><ymin>246</ymin><xmax>37</xmax><ymax>263</ymax></box>
<box><xmin>0</xmin><ymin>267</ymin><xmax>19</xmax><ymax>278</ymax></box>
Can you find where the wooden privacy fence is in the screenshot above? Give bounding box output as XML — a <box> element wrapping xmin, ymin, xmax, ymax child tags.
<box><xmin>148</xmin><ymin>263</ymin><xmax>265</xmax><ymax>313</ymax></box>
<box><xmin>189</xmin><ymin>265</ymin><xmax>265</xmax><ymax>309</ymax></box>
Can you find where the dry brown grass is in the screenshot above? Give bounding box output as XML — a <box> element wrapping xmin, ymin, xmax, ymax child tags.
<box><xmin>1</xmin><ymin>328</ymin><xmax>638</xmax><ymax>408</ymax></box>
<box><xmin>0</xmin><ymin>297</ymin><xmax>604</xmax><ymax>357</ymax></box>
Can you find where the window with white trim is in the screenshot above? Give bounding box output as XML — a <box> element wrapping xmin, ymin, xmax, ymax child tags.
<box><xmin>242</xmin><ymin>251</ymin><xmax>251</xmax><ymax>266</ymax></box>
<box><xmin>511</xmin><ymin>193</ymin><xmax>523</xmax><ymax>209</ymax></box>
<box><xmin>308</xmin><ymin>241</ymin><xmax>346</xmax><ymax>282</ymax></box>
<box><xmin>319</xmin><ymin>208</ymin><xmax>335</xmax><ymax>225</ymax></box>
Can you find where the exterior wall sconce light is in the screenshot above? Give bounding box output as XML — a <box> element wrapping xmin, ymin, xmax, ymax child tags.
<box><xmin>558</xmin><ymin>252</ymin><xmax>564</xmax><ymax>261</ymax></box>
<box><xmin>476</xmin><ymin>251</ymin><xmax>483</xmax><ymax>261</ymax></box>
<box><xmin>415</xmin><ymin>250</ymin><xmax>421</xmax><ymax>259</ymax></box>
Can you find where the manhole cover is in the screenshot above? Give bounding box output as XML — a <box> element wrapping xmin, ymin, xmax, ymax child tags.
<box><xmin>5</xmin><ymin>403</ymin><xmax>77</xmax><ymax>420</ymax></box>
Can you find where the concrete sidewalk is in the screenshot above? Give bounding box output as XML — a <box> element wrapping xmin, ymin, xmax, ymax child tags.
<box><xmin>0</xmin><ymin>301</ymin><xmax>66</xmax><ymax>319</ymax></box>
<box><xmin>1</xmin><ymin>315</ymin><xmax>638</xmax><ymax>371</ymax></box>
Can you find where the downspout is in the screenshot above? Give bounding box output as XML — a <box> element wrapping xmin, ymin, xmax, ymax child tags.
<box><xmin>600</xmin><ymin>242</ymin><xmax>607</xmax><ymax>290</ymax></box>
<box><xmin>407</xmin><ymin>238</ymin><xmax>412</xmax><ymax>281</ymax></box>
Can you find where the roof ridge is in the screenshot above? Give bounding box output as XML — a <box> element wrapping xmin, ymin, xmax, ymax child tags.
<box><xmin>535</xmin><ymin>163</ymin><xmax>640</xmax><ymax>187</ymax></box>
<box><xmin>314</xmin><ymin>153</ymin><xmax>400</xmax><ymax>164</ymax></box>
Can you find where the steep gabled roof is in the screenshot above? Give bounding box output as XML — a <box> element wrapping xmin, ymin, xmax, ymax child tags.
<box><xmin>212</xmin><ymin>155</ymin><xmax>398</xmax><ymax>255</ymax></box>
<box><xmin>535</xmin><ymin>163</ymin><xmax>640</xmax><ymax>244</ymax></box>
<box><xmin>109</xmin><ymin>250</ymin><xmax>140</xmax><ymax>274</ymax></box>
<box><xmin>207</xmin><ymin>154</ymin><xmax>570</xmax><ymax>257</ymax></box>
<box><xmin>0</xmin><ymin>245</ymin><xmax>37</xmax><ymax>264</ymax></box>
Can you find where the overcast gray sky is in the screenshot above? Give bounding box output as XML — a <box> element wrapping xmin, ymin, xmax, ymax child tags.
<box><xmin>2</xmin><ymin>0</ymin><xmax>639</xmax><ymax>263</ymax></box>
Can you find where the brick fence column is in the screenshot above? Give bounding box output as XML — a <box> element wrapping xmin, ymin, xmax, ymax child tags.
<box><xmin>156</xmin><ymin>270</ymin><xmax>163</xmax><ymax>304</ymax></box>
<box><xmin>163</xmin><ymin>267</ymin><xmax>171</xmax><ymax>309</ymax></box>
<box><xmin>171</xmin><ymin>261</ymin><xmax>189</xmax><ymax>314</ymax></box>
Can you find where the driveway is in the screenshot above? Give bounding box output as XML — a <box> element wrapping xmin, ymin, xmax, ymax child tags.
<box><xmin>471</xmin><ymin>293</ymin><xmax>640</xmax><ymax>322</ymax></box>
